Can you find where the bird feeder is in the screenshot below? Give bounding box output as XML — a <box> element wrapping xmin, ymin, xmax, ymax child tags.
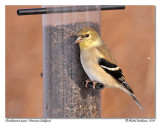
<box><xmin>17</xmin><ymin>5</ymin><xmax>125</xmax><ymax>118</ymax></box>
<box><xmin>42</xmin><ymin>5</ymin><xmax>101</xmax><ymax>118</ymax></box>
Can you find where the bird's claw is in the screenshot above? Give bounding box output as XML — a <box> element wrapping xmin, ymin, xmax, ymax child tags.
<box><xmin>93</xmin><ymin>81</ymin><xmax>98</xmax><ymax>89</ymax></box>
<box><xmin>85</xmin><ymin>79</ymin><xmax>92</xmax><ymax>88</ymax></box>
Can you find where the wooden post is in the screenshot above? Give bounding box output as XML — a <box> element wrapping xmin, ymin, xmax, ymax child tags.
<box><xmin>42</xmin><ymin>6</ymin><xmax>101</xmax><ymax>118</ymax></box>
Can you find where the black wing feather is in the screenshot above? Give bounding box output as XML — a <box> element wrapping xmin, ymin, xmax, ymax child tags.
<box><xmin>98</xmin><ymin>58</ymin><xmax>134</xmax><ymax>94</ymax></box>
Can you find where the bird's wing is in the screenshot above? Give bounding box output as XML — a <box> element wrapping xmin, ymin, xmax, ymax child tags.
<box><xmin>97</xmin><ymin>43</ymin><xmax>117</xmax><ymax>64</ymax></box>
<box><xmin>97</xmin><ymin>44</ymin><xmax>144</xmax><ymax>109</ymax></box>
<box><xmin>98</xmin><ymin>57</ymin><xmax>134</xmax><ymax>94</ymax></box>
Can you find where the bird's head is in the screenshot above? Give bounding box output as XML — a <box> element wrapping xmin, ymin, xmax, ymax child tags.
<box><xmin>75</xmin><ymin>27</ymin><xmax>102</xmax><ymax>50</ymax></box>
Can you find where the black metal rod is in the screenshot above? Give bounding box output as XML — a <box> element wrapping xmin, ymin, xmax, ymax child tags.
<box><xmin>17</xmin><ymin>5</ymin><xmax>125</xmax><ymax>16</ymax></box>
<box><xmin>101</xmin><ymin>5</ymin><xmax>125</xmax><ymax>10</ymax></box>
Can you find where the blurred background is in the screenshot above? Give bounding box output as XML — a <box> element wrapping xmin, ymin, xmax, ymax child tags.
<box><xmin>6</xmin><ymin>5</ymin><xmax>155</xmax><ymax>118</ymax></box>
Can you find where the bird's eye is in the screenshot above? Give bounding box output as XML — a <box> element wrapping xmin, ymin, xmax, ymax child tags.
<box><xmin>86</xmin><ymin>34</ymin><xmax>89</xmax><ymax>37</ymax></box>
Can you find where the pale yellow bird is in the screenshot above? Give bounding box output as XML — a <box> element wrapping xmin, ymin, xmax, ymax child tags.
<box><xmin>75</xmin><ymin>27</ymin><xmax>143</xmax><ymax>109</ymax></box>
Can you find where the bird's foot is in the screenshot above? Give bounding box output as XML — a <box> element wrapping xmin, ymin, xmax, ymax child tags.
<box><xmin>93</xmin><ymin>81</ymin><xmax>98</xmax><ymax>89</ymax></box>
<box><xmin>85</xmin><ymin>79</ymin><xmax>92</xmax><ymax>88</ymax></box>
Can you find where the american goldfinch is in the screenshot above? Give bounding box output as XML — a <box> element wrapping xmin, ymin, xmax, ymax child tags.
<box><xmin>75</xmin><ymin>27</ymin><xmax>143</xmax><ymax>109</ymax></box>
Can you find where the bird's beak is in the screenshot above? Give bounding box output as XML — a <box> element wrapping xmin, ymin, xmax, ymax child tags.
<box><xmin>75</xmin><ymin>37</ymin><xmax>82</xmax><ymax>44</ymax></box>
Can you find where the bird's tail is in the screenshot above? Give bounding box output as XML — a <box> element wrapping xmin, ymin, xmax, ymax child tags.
<box><xmin>121</xmin><ymin>87</ymin><xmax>144</xmax><ymax>110</ymax></box>
<box><xmin>130</xmin><ymin>93</ymin><xmax>144</xmax><ymax>110</ymax></box>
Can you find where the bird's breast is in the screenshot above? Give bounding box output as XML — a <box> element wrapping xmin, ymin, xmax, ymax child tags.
<box><xmin>80</xmin><ymin>49</ymin><xmax>106</xmax><ymax>83</ymax></box>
